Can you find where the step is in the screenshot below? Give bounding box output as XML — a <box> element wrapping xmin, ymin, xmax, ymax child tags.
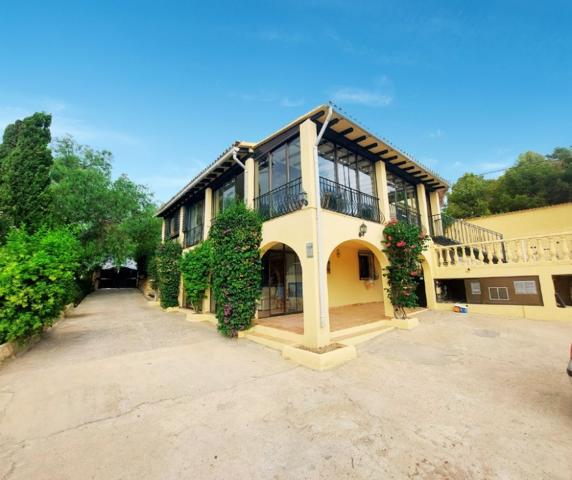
<box><xmin>330</xmin><ymin>319</ymin><xmax>392</xmax><ymax>339</ymax></box>
<box><xmin>251</xmin><ymin>324</ymin><xmax>304</xmax><ymax>343</ymax></box>
<box><xmin>333</xmin><ymin>325</ymin><xmax>396</xmax><ymax>346</ymax></box>
<box><xmin>245</xmin><ymin>332</ymin><xmax>297</xmax><ymax>352</ymax></box>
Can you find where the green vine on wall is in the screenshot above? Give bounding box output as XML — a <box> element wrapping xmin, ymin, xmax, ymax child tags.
<box><xmin>382</xmin><ymin>220</ymin><xmax>429</xmax><ymax>319</ymax></box>
<box><xmin>155</xmin><ymin>240</ymin><xmax>182</xmax><ymax>308</ymax></box>
<box><xmin>180</xmin><ymin>239</ymin><xmax>212</xmax><ymax>311</ymax></box>
<box><xmin>209</xmin><ymin>202</ymin><xmax>262</xmax><ymax>337</ymax></box>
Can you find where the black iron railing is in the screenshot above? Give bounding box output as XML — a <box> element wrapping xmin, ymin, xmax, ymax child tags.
<box><xmin>430</xmin><ymin>213</ymin><xmax>503</xmax><ymax>245</ymax></box>
<box><xmin>319</xmin><ymin>177</ymin><xmax>381</xmax><ymax>223</ymax></box>
<box><xmin>254</xmin><ymin>178</ymin><xmax>304</xmax><ymax>221</ymax></box>
<box><xmin>389</xmin><ymin>204</ymin><xmax>421</xmax><ymax>228</ymax></box>
<box><xmin>184</xmin><ymin>224</ymin><xmax>203</xmax><ymax>248</ymax></box>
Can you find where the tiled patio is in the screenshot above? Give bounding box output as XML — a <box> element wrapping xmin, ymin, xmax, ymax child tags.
<box><xmin>256</xmin><ymin>302</ymin><xmax>391</xmax><ymax>334</ymax></box>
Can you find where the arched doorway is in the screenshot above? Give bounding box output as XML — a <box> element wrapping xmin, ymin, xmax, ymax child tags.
<box><xmin>326</xmin><ymin>240</ymin><xmax>391</xmax><ymax>331</ymax></box>
<box><xmin>258</xmin><ymin>243</ymin><xmax>303</xmax><ymax>319</ymax></box>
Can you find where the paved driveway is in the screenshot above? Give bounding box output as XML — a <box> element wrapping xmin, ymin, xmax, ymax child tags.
<box><xmin>1</xmin><ymin>289</ymin><xmax>571</xmax><ymax>479</ymax></box>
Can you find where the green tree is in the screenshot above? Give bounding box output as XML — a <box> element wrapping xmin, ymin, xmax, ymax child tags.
<box><xmin>445</xmin><ymin>173</ymin><xmax>494</xmax><ymax>218</ymax></box>
<box><xmin>48</xmin><ymin>137</ymin><xmax>161</xmax><ymax>274</ymax></box>
<box><xmin>209</xmin><ymin>202</ymin><xmax>262</xmax><ymax>336</ymax></box>
<box><xmin>180</xmin><ymin>239</ymin><xmax>212</xmax><ymax>311</ymax></box>
<box><xmin>0</xmin><ymin>112</ymin><xmax>53</xmax><ymax>232</ymax></box>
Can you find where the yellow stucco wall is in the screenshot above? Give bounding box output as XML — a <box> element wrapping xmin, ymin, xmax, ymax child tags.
<box><xmin>467</xmin><ymin>203</ymin><xmax>572</xmax><ymax>239</ymax></box>
<box><xmin>326</xmin><ymin>242</ymin><xmax>384</xmax><ymax>308</ymax></box>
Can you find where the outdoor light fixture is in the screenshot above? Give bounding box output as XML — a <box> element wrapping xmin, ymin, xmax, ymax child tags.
<box><xmin>359</xmin><ymin>222</ymin><xmax>367</xmax><ymax>237</ymax></box>
<box><xmin>299</xmin><ymin>190</ymin><xmax>308</xmax><ymax>206</ymax></box>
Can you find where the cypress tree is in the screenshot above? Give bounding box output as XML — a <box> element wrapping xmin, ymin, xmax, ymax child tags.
<box><xmin>0</xmin><ymin>112</ymin><xmax>53</xmax><ymax>232</ymax></box>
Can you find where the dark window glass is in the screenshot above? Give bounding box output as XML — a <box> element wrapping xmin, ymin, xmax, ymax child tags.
<box><xmin>271</xmin><ymin>144</ymin><xmax>287</xmax><ymax>189</ymax></box>
<box><xmin>318</xmin><ymin>140</ymin><xmax>336</xmax><ymax>181</ymax></box>
<box><xmin>258</xmin><ymin>156</ymin><xmax>269</xmax><ymax>196</ymax></box>
<box><xmin>358</xmin><ymin>252</ymin><xmax>374</xmax><ymax>280</ymax></box>
<box><xmin>336</xmin><ymin>146</ymin><xmax>358</xmax><ymax>190</ymax></box>
<box><xmin>357</xmin><ymin>156</ymin><xmax>376</xmax><ymax>196</ymax></box>
<box><xmin>288</xmin><ymin>136</ymin><xmax>301</xmax><ymax>181</ymax></box>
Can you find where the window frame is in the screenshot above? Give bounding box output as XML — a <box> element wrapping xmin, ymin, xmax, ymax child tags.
<box><xmin>256</xmin><ymin>135</ymin><xmax>301</xmax><ymax>197</ymax></box>
<box><xmin>488</xmin><ymin>286</ymin><xmax>510</xmax><ymax>301</ymax></box>
<box><xmin>358</xmin><ymin>250</ymin><xmax>376</xmax><ymax>281</ymax></box>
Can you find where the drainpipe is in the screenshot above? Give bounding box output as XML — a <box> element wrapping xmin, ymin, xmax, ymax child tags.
<box><xmin>314</xmin><ymin>106</ymin><xmax>333</xmax><ymax>328</ymax></box>
<box><xmin>231</xmin><ymin>146</ymin><xmax>248</xmax><ymax>198</ymax></box>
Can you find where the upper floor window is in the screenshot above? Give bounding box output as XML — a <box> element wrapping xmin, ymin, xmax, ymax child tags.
<box><xmin>165</xmin><ymin>210</ymin><xmax>180</xmax><ymax>239</ymax></box>
<box><xmin>318</xmin><ymin>139</ymin><xmax>377</xmax><ymax>196</ymax></box>
<box><xmin>183</xmin><ymin>199</ymin><xmax>204</xmax><ymax>247</ymax></box>
<box><xmin>387</xmin><ymin>171</ymin><xmax>420</xmax><ymax>226</ymax></box>
<box><xmin>213</xmin><ymin>172</ymin><xmax>244</xmax><ymax>216</ymax></box>
<box><xmin>257</xmin><ymin>136</ymin><xmax>300</xmax><ymax>196</ymax></box>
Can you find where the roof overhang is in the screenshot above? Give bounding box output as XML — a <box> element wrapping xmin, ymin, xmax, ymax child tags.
<box><xmin>155</xmin><ymin>142</ymin><xmax>251</xmax><ymax>217</ymax></box>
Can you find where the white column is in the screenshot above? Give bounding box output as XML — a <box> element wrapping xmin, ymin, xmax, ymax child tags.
<box><xmin>416</xmin><ymin>183</ymin><xmax>430</xmax><ymax>233</ymax></box>
<box><xmin>245</xmin><ymin>157</ymin><xmax>255</xmax><ymax>209</ymax></box>
<box><xmin>299</xmin><ymin>119</ymin><xmax>330</xmax><ymax>348</ymax></box>
<box><xmin>375</xmin><ymin>161</ymin><xmax>390</xmax><ymax>223</ymax></box>
<box><xmin>203</xmin><ymin>188</ymin><xmax>213</xmax><ymax>240</ymax></box>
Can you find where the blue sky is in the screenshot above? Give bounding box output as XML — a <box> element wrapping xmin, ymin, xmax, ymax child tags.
<box><xmin>1</xmin><ymin>0</ymin><xmax>571</xmax><ymax>203</ymax></box>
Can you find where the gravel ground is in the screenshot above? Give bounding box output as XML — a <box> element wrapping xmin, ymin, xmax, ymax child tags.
<box><xmin>0</xmin><ymin>289</ymin><xmax>571</xmax><ymax>479</ymax></box>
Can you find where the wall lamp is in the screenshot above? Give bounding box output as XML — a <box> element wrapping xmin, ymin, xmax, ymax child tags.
<box><xmin>299</xmin><ymin>190</ymin><xmax>308</xmax><ymax>206</ymax></box>
<box><xmin>358</xmin><ymin>222</ymin><xmax>367</xmax><ymax>237</ymax></box>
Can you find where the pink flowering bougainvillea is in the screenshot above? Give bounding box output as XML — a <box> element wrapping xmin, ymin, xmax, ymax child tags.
<box><xmin>382</xmin><ymin>219</ymin><xmax>429</xmax><ymax>319</ymax></box>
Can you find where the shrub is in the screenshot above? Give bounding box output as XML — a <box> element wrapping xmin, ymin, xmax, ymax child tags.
<box><xmin>209</xmin><ymin>202</ymin><xmax>262</xmax><ymax>336</ymax></box>
<box><xmin>180</xmin><ymin>239</ymin><xmax>212</xmax><ymax>311</ymax></box>
<box><xmin>0</xmin><ymin>228</ymin><xmax>80</xmax><ymax>344</ymax></box>
<box><xmin>382</xmin><ymin>220</ymin><xmax>429</xmax><ymax>319</ymax></box>
<box><xmin>155</xmin><ymin>240</ymin><xmax>182</xmax><ymax>308</ymax></box>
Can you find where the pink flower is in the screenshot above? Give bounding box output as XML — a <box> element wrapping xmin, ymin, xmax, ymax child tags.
<box><xmin>396</xmin><ymin>240</ymin><xmax>406</xmax><ymax>248</ymax></box>
<box><xmin>410</xmin><ymin>271</ymin><xmax>418</xmax><ymax>276</ymax></box>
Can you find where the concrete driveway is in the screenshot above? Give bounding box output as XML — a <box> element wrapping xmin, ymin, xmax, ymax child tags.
<box><xmin>1</xmin><ymin>289</ymin><xmax>571</xmax><ymax>479</ymax></box>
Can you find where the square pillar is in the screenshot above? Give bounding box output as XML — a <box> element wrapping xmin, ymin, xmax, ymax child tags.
<box><xmin>245</xmin><ymin>157</ymin><xmax>255</xmax><ymax>209</ymax></box>
<box><xmin>203</xmin><ymin>187</ymin><xmax>213</xmax><ymax>240</ymax></box>
<box><xmin>299</xmin><ymin>119</ymin><xmax>331</xmax><ymax>348</ymax></box>
<box><xmin>416</xmin><ymin>183</ymin><xmax>430</xmax><ymax>233</ymax></box>
<box><xmin>429</xmin><ymin>190</ymin><xmax>441</xmax><ymax>217</ymax></box>
<box><xmin>178</xmin><ymin>206</ymin><xmax>185</xmax><ymax>246</ymax></box>
<box><xmin>375</xmin><ymin>161</ymin><xmax>390</xmax><ymax>223</ymax></box>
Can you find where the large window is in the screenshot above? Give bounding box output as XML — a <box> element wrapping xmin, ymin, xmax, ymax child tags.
<box><xmin>213</xmin><ymin>172</ymin><xmax>244</xmax><ymax>216</ymax></box>
<box><xmin>165</xmin><ymin>210</ymin><xmax>180</xmax><ymax>239</ymax></box>
<box><xmin>183</xmin><ymin>199</ymin><xmax>204</xmax><ymax>247</ymax></box>
<box><xmin>387</xmin><ymin>171</ymin><xmax>420</xmax><ymax>226</ymax></box>
<box><xmin>257</xmin><ymin>136</ymin><xmax>301</xmax><ymax>196</ymax></box>
<box><xmin>318</xmin><ymin>140</ymin><xmax>377</xmax><ymax>196</ymax></box>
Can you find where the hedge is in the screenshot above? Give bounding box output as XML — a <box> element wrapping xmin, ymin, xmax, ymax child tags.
<box><xmin>180</xmin><ymin>239</ymin><xmax>212</xmax><ymax>311</ymax></box>
<box><xmin>0</xmin><ymin>228</ymin><xmax>80</xmax><ymax>344</ymax></box>
<box><xmin>209</xmin><ymin>202</ymin><xmax>262</xmax><ymax>336</ymax></box>
<box><xmin>155</xmin><ymin>240</ymin><xmax>182</xmax><ymax>308</ymax></box>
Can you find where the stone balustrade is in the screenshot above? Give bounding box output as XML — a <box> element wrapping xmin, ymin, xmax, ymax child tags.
<box><xmin>433</xmin><ymin>232</ymin><xmax>572</xmax><ymax>268</ymax></box>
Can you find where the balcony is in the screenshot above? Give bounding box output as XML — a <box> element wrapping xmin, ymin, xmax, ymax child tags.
<box><xmin>389</xmin><ymin>204</ymin><xmax>420</xmax><ymax>228</ymax></box>
<box><xmin>254</xmin><ymin>178</ymin><xmax>305</xmax><ymax>221</ymax></box>
<box><xmin>319</xmin><ymin>177</ymin><xmax>381</xmax><ymax>223</ymax></box>
<box><xmin>183</xmin><ymin>224</ymin><xmax>203</xmax><ymax>248</ymax></box>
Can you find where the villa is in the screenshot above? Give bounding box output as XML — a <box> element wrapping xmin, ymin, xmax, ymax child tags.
<box><xmin>156</xmin><ymin>104</ymin><xmax>572</xmax><ymax>358</ymax></box>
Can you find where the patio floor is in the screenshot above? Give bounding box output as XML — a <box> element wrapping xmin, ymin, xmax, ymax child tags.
<box><xmin>256</xmin><ymin>302</ymin><xmax>392</xmax><ymax>334</ymax></box>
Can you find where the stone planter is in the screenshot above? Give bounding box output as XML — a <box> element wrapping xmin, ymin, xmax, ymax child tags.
<box><xmin>389</xmin><ymin>317</ymin><xmax>419</xmax><ymax>330</ymax></box>
<box><xmin>282</xmin><ymin>343</ymin><xmax>357</xmax><ymax>370</ymax></box>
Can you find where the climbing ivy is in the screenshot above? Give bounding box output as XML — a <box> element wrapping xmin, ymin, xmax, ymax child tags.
<box><xmin>382</xmin><ymin>220</ymin><xmax>429</xmax><ymax>319</ymax></box>
<box><xmin>209</xmin><ymin>202</ymin><xmax>262</xmax><ymax>337</ymax></box>
<box><xmin>180</xmin><ymin>239</ymin><xmax>212</xmax><ymax>311</ymax></box>
<box><xmin>155</xmin><ymin>240</ymin><xmax>182</xmax><ymax>308</ymax></box>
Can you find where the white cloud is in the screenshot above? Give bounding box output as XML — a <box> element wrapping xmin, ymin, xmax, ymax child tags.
<box><xmin>0</xmin><ymin>99</ymin><xmax>140</xmax><ymax>147</ymax></box>
<box><xmin>428</xmin><ymin>128</ymin><xmax>445</xmax><ymax>139</ymax></box>
<box><xmin>280</xmin><ymin>97</ymin><xmax>305</xmax><ymax>108</ymax></box>
<box><xmin>331</xmin><ymin>87</ymin><xmax>392</xmax><ymax>107</ymax></box>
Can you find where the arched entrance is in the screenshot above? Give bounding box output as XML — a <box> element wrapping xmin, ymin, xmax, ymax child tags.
<box><xmin>326</xmin><ymin>239</ymin><xmax>391</xmax><ymax>331</ymax></box>
<box><xmin>258</xmin><ymin>243</ymin><xmax>303</xmax><ymax>320</ymax></box>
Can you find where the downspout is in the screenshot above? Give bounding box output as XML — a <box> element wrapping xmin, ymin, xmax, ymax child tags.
<box><xmin>231</xmin><ymin>146</ymin><xmax>248</xmax><ymax>199</ymax></box>
<box><xmin>314</xmin><ymin>106</ymin><xmax>333</xmax><ymax>328</ymax></box>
